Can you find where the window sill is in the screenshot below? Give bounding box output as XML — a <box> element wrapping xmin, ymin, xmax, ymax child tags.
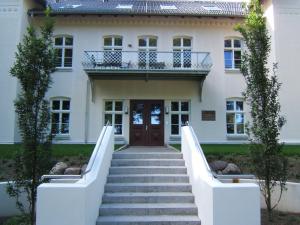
<box><xmin>226</xmin><ymin>134</ymin><xmax>248</xmax><ymax>140</ymax></box>
<box><xmin>225</xmin><ymin>69</ymin><xmax>242</xmax><ymax>74</ymax></box>
<box><xmin>53</xmin><ymin>134</ymin><xmax>70</xmax><ymax>140</ymax></box>
<box><xmin>55</xmin><ymin>68</ymin><xmax>73</xmax><ymax>72</ymax></box>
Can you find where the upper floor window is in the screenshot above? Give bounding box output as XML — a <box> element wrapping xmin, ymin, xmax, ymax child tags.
<box><xmin>138</xmin><ymin>36</ymin><xmax>158</xmax><ymax>68</ymax></box>
<box><xmin>173</xmin><ymin>37</ymin><xmax>192</xmax><ymax>68</ymax></box>
<box><xmin>104</xmin><ymin>100</ymin><xmax>124</xmax><ymax>135</ymax></box>
<box><xmin>54</xmin><ymin>36</ymin><xmax>73</xmax><ymax>68</ymax></box>
<box><xmin>226</xmin><ymin>99</ymin><xmax>244</xmax><ymax>134</ymax></box>
<box><xmin>171</xmin><ymin>101</ymin><xmax>190</xmax><ymax>135</ymax></box>
<box><xmin>103</xmin><ymin>36</ymin><xmax>123</xmax><ymax>66</ymax></box>
<box><xmin>51</xmin><ymin>98</ymin><xmax>71</xmax><ymax>135</ymax></box>
<box><xmin>224</xmin><ymin>38</ymin><xmax>242</xmax><ymax>69</ymax></box>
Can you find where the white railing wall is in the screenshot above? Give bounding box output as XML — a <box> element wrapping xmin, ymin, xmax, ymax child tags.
<box><xmin>181</xmin><ymin>126</ymin><xmax>260</xmax><ymax>225</ymax></box>
<box><xmin>36</xmin><ymin>125</ymin><xmax>114</xmax><ymax>225</ymax></box>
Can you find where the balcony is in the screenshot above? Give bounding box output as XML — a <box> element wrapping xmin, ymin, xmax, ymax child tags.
<box><xmin>82</xmin><ymin>50</ymin><xmax>212</xmax><ymax>80</ymax></box>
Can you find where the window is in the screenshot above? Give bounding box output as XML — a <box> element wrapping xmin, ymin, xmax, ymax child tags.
<box><xmin>51</xmin><ymin>98</ymin><xmax>71</xmax><ymax>135</ymax></box>
<box><xmin>226</xmin><ymin>100</ymin><xmax>245</xmax><ymax>134</ymax></box>
<box><xmin>103</xmin><ymin>36</ymin><xmax>123</xmax><ymax>66</ymax></box>
<box><xmin>224</xmin><ymin>38</ymin><xmax>242</xmax><ymax>69</ymax></box>
<box><xmin>54</xmin><ymin>36</ymin><xmax>73</xmax><ymax>68</ymax></box>
<box><xmin>171</xmin><ymin>101</ymin><xmax>190</xmax><ymax>135</ymax></box>
<box><xmin>138</xmin><ymin>36</ymin><xmax>157</xmax><ymax>68</ymax></box>
<box><xmin>104</xmin><ymin>100</ymin><xmax>123</xmax><ymax>135</ymax></box>
<box><xmin>173</xmin><ymin>37</ymin><xmax>192</xmax><ymax>68</ymax></box>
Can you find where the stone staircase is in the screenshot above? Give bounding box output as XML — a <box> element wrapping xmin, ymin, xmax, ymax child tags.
<box><xmin>96</xmin><ymin>147</ymin><xmax>201</xmax><ymax>225</ymax></box>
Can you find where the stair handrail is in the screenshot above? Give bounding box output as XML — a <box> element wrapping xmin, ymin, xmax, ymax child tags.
<box><xmin>41</xmin><ymin>121</ymin><xmax>111</xmax><ymax>181</ymax></box>
<box><xmin>184</xmin><ymin>122</ymin><xmax>215</xmax><ymax>179</ymax></box>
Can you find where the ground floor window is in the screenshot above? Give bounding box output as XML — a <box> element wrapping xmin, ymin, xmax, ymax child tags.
<box><xmin>226</xmin><ymin>99</ymin><xmax>245</xmax><ymax>134</ymax></box>
<box><xmin>170</xmin><ymin>101</ymin><xmax>190</xmax><ymax>135</ymax></box>
<box><xmin>51</xmin><ymin>98</ymin><xmax>71</xmax><ymax>135</ymax></box>
<box><xmin>104</xmin><ymin>100</ymin><xmax>123</xmax><ymax>135</ymax></box>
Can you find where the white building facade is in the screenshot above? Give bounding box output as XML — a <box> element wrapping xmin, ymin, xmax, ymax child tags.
<box><xmin>0</xmin><ymin>0</ymin><xmax>299</xmax><ymax>145</ymax></box>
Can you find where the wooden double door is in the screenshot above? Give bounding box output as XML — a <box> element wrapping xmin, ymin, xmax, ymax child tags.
<box><xmin>130</xmin><ymin>100</ymin><xmax>164</xmax><ymax>146</ymax></box>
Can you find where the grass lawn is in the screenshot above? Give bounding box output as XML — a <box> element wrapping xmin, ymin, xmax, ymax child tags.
<box><xmin>0</xmin><ymin>144</ymin><xmax>124</xmax><ymax>159</ymax></box>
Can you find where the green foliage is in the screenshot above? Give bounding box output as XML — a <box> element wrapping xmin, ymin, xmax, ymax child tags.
<box><xmin>235</xmin><ymin>0</ymin><xmax>288</xmax><ymax>220</ymax></box>
<box><xmin>3</xmin><ymin>215</ymin><xmax>30</xmax><ymax>225</ymax></box>
<box><xmin>7</xmin><ymin>10</ymin><xmax>56</xmax><ymax>225</ymax></box>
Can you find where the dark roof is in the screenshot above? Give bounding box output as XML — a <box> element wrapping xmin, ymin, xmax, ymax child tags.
<box><xmin>29</xmin><ymin>0</ymin><xmax>245</xmax><ymax>17</ymax></box>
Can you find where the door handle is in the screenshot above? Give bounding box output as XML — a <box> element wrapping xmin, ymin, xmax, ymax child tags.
<box><xmin>145</xmin><ymin>125</ymin><xmax>148</xmax><ymax>131</ymax></box>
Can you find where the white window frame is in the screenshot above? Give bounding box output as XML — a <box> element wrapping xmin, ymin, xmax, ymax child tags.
<box><xmin>104</xmin><ymin>100</ymin><xmax>124</xmax><ymax>136</ymax></box>
<box><xmin>173</xmin><ymin>37</ymin><xmax>192</xmax><ymax>68</ymax></box>
<box><xmin>224</xmin><ymin>38</ymin><xmax>242</xmax><ymax>70</ymax></box>
<box><xmin>54</xmin><ymin>35</ymin><xmax>73</xmax><ymax>68</ymax></box>
<box><xmin>50</xmin><ymin>98</ymin><xmax>71</xmax><ymax>135</ymax></box>
<box><xmin>226</xmin><ymin>99</ymin><xmax>245</xmax><ymax>135</ymax></box>
<box><xmin>170</xmin><ymin>100</ymin><xmax>190</xmax><ymax>136</ymax></box>
<box><xmin>103</xmin><ymin>36</ymin><xmax>123</xmax><ymax>50</ymax></box>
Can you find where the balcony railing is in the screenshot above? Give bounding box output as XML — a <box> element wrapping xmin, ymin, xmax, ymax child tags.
<box><xmin>82</xmin><ymin>50</ymin><xmax>212</xmax><ymax>74</ymax></box>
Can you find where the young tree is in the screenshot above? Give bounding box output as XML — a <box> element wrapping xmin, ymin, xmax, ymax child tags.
<box><xmin>235</xmin><ymin>0</ymin><xmax>288</xmax><ymax>220</ymax></box>
<box><xmin>7</xmin><ymin>9</ymin><xmax>56</xmax><ymax>225</ymax></box>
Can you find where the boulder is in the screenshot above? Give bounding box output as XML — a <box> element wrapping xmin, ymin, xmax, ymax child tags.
<box><xmin>209</xmin><ymin>160</ymin><xmax>228</xmax><ymax>172</ymax></box>
<box><xmin>64</xmin><ymin>167</ymin><xmax>81</xmax><ymax>175</ymax></box>
<box><xmin>81</xmin><ymin>164</ymin><xmax>88</xmax><ymax>174</ymax></box>
<box><xmin>222</xmin><ymin>163</ymin><xmax>241</xmax><ymax>174</ymax></box>
<box><xmin>49</xmin><ymin>162</ymin><xmax>68</xmax><ymax>175</ymax></box>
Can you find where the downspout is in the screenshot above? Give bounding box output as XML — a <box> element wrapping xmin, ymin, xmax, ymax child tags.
<box><xmin>84</xmin><ymin>79</ymin><xmax>91</xmax><ymax>143</ymax></box>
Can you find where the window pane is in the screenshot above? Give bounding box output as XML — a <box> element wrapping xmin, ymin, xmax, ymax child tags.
<box><xmin>236</xmin><ymin>101</ymin><xmax>243</xmax><ymax>111</ymax></box>
<box><xmin>65</xmin><ymin>37</ymin><xmax>73</xmax><ymax>46</ymax></box>
<box><xmin>62</xmin><ymin>100</ymin><xmax>70</xmax><ymax>110</ymax></box>
<box><xmin>149</xmin><ymin>38</ymin><xmax>157</xmax><ymax>47</ymax></box>
<box><xmin>227</xmin><ymin>124</ymin><xmax>234</xmax><ymax>134</ymax></box>
<box><xmin>226</xmin><ymin>113</ymin><xmax>235</xmax><ymax>123</ymax></box>
<box><xmin>115</xmin><ymin>114</ymin><xmax>123</xmax><ymax>124</ymax></box>
<box><xmin>235</xmin><ymin>113</ymin><xmax>244</xmax><ymax>124</ymax></box>
<box><xmin>55</xmin><ymin>37</ymin><xmax>63</xmax><ymax>46</ymax></box>
<box><xmin>171</xmin><ymin>114</ymin><xmax>179</xmax><ymax>124</ymax></box>
<box><xmin>183</xmin><ymin>38</ymin><xmax>191</xmax><ymax>47</ymax></box>
<box><xmin>171</xmin><ymin>102</ymin><xmax>179</xmax><ymax>111</ymax></box>
<box><xmin>234</xmin><ymin>39</ymin><xmax>241</xmax><ymax>48</ymax></box>
<box><xmin>52</xmin><ymin>100</ymin><xmax>60</xmax><ymax>110</ymax></box>
<box><xmin>104</xmin><ymin>37</ymin><xmax>112</xmax><ymax>46</ymax></box>
<box><xmin>173</xmin><ymin>38</ymin><xmax>181</xmax><ymax>47</ymax></box>
<box><xmin>52</xmin><ymin>113</ymin><xmax>59</xmax><ymax>123</ymax></box>
<box><xmin>51</xmin><ymin>123</ymin><xmax>59</xmax><ymax>134</ymax></box>
<box><xmin>64</xmin><ymin>57</ymin><xmax>72</xmax><ymax>67</ymax></box>
<box><xmin>115</xmin><ymin>101</ymin><xmax>123</xmax><ymax>111</ymax></box>
<box><xmin>181</xmin><ymin>114</ymin><xmax>189</xmax><ymax>125</ymax></box>
<box><xmin>104</xmin><ymin>114</ymin><xmax>112</xmax><ymax>124</ymax></box>
<box><xmin>105</xmin><ymin>101</ymin><xmax>113</xmax><ymax>111</ymax></box>
<box><xmin>133</xmin><ymin>112</ymin><xmax>143</xmax><ymax>124</ymax></box>
<box><xmin>224</xmin><ymin>50</ymin><xmax>233</xmax><ymax>69</ymax></box>
<box><xmin>151</xmin><ymin>104</ymin><xmax>161</xmax><ymax>115</ymax></box>
<box><xmin>65</xmin><ymin>49</ymin><xmax>73</xmax><ymax>57</ymax></box>
<box><xmin>234</xmin><ymin>50</ymin><xmax>241</xmax><ymax>68</ymax></box>
<box><xmin>55</xmin><ymin>49</ymin><xmax>62</xmax><ymax>67</ymax></box>
<box><xmin>226</xmin><ymin>101</ymin><xmax>234</xmax><ymax>111</ymax></box>
<box><xmin>139</xmin><ymin>38</ymin><xmax>147</xmax><ymax>47</ymax></box>
<box><xmin>114</xmin><ymin>125</ymin><xmax>122</xmax><ymax>135</ymax></box>
<box><xmin>151</xmin><ymin>115</ymin><xmax>160</xmax><ymax>125</ymax></box>
<box><xmin>114</xmin><ymin>37</ymin><xmax>122</xmax><ymax>46</ymax></box>
<box><xmin>224</xmin><ymin>39</ymin><xmax>231</xmax><ymax>48</ymax></box>
<box><xmin>237</xmin><ymin>124</ymin><xmax>244</xmax><ymax>134</ymax></box>
<box><xmin>171</xmin><ymin>125</ymin><xmax>179</xmax><ymax>135</ymax></box>
<box><xmin>62</xmin><ymin>113</ymin><xmax>69</xmax><ymax>123</ymax></box>
<box><xmin>181</xmin><ymin>102</ymin><xmax>189</xmax><ymax>111</ymax></box>
<box><xmin>61</xmin><ymin>123</ymin><xmax>69</xmax><ymax>134</ymax></box>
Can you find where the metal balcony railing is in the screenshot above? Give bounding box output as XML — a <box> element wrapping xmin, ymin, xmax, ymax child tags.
<box><xmin>82</xmin><ymin>50</ymin><xmax>212</xmax><ymax>73</ymax></box>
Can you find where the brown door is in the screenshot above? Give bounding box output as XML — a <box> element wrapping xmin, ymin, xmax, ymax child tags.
<box><xmin>130</xmin><ymin>100</ymin><xmax>164</xmax><ymax>146</ymax></box>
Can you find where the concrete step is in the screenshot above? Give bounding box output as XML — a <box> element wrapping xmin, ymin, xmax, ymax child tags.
<box><xmin>96</xmin><ymin>215</ymin><xmax>201</xmax><ymax>225</ymax></box>
<box><xmin>112</xmin><ymin>152</ymin><xmax>183</xmax><ymax>159</ymax></box>
<box><xmin>99</xmin><ymin>203</ymin><xmax>198</xmax><ymax>216</ymax></box>
<box><xmin>107</xmin><ymin>174</ymin><xmax>189</xmax><ymax>183</ymax></box>
<box><xmin>102</xmin><ymin>192</ymin><xmax>194</xmax><ymax>204</ymax></box>
<box><xmin>111</xmin><ymin>159</ymin><xmax>185</xmax><ymax>167</ymax></box>
<box><xmin>109</xmin><ymin>166</ymin><xmax>187</xmax><ymax>175</ymax></box>
<box><xmin>104</xmin><ymin>183</ymin><xmax>192</xmax><ymax>193</ymax></box>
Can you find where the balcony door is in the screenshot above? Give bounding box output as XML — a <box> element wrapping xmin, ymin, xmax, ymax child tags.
<box><xmin>173</xmin><ymin>37</ymin><xmax>192</xmax><ymax>68</ymax></box>
<box><xmin>130</xmin><ymin>100</ymin><xmax>164</xmax><ymax>146</ymax></box>
<box><xmin>138</xmin><ymin>37</ymin><xmax>157</xmax><ymax>69</ymax></box>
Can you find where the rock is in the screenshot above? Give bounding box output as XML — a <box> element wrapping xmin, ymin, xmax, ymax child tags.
<box><xmin>49</xmin><ymin>162</ymin><xmax>68</xmax><ymax>175</ymax></box>
<box><xmin>64</xmin><ymin>167</ymin><xmax>81</xmax><ymax>175</ymax></box>
<box><xmin>209</xmin><ymin>160</ymin><xmax>228</xmax><ymax>172</ymax></box>
<box><xmin>222</xmin><ymin>163</ymin><xmax>241</xmax><ymax>174</ymax></box>
<box><xmin>81</xmin><ymin>164</ymin><xmax>88</xmax><ymax>174</ymax></box>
